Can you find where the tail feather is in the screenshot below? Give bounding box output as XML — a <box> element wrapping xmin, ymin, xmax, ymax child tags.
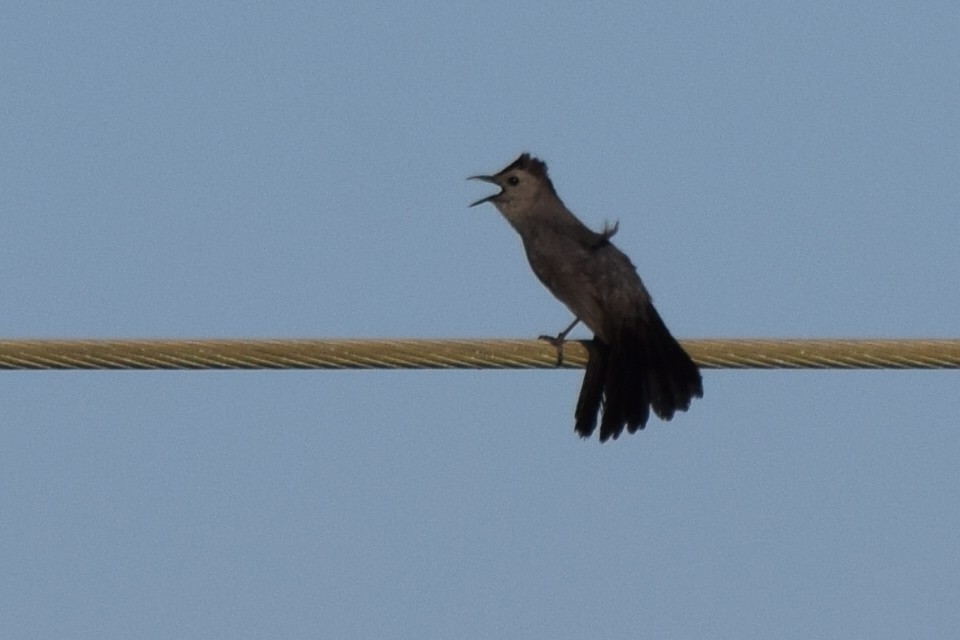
<box><xmin>574</xmin><ymin>338</ymin><xmax>608</xmax><ymax>438</ymax></box>
<box><xmin>599</xmin><ymin>346</ymin><xmax>627</xmax><ymax>441</ymax></box>
<box><xmin>573</xmin><ymin>305</ymin><xmax>702</xmax><ymax>441</ymax></box>
<box><xmin>645</xmin><ymin>306</ymin><xmax>702</xmax><ymax>420</ymax></box>
<box><xmin>620</xmin><ymin>325</ymin><xmax>650</xmax><ymax>435</ymax></box>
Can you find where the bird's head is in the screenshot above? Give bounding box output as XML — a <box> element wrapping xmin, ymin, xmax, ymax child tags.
<box><xmin>469</xmin><ymin>153</ymin><xmax>557</xmax><ymax>216</ymax></box>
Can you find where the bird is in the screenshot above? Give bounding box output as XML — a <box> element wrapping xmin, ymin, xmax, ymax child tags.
<box><xmin>469</xmin><ymin>153</ymin><xmax>702</xmax><ymax>441</ymax></box>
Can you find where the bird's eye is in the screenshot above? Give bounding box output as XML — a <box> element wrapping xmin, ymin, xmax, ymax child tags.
<box><xmin>507</xmin><ymin>176</ymin><xmax>520</xmax><ymax>186</ymax></box>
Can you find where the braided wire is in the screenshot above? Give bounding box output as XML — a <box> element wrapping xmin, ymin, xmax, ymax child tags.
<box><xmin>0</xmin><ymin>338</ymin><xmax>957</xmax><ymax>370</ymax></box>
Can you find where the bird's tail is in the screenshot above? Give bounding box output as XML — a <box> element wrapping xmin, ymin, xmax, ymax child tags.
<box><xmin>575</xmin><ymin>307</ymin><xmax>703</xmax><ymax>442</ymax></box>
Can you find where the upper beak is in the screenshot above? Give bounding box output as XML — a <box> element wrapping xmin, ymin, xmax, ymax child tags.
<box><xmin>468</xmin><ymin>175</ymin><xmax>500</xmax><ymax>207</ymax></box>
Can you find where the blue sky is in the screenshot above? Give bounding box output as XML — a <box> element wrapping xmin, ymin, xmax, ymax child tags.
<box><xmin>2</xmin><ymin>3</ymin><xmax>958</xmax><ymax>638</ymax></box>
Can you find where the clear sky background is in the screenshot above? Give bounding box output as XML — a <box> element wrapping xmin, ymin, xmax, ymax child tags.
<box><xmin>2</xmin><ymin>3</ymin><xmax>959</xmax><ymax>638</ymax></box>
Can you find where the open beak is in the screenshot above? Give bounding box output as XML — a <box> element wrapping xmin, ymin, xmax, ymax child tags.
<box><xmin>468</xmin><ymin>175</ymin><xmax>501</xmax><ymax>207</ymax></box>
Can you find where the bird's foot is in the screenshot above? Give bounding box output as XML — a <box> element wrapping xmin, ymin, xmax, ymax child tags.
<box><xmin>537</xmin><ymin>332</ymin><xmax>568</xmax><ymax>366</ymax></box>
<box><xmin>538</xmin><ymin>318</ymin><xmax>580</xmax><ymax>366</ymax></box>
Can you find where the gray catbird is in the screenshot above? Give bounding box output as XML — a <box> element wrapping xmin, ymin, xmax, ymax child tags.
<box><xmin>470</xmin><ymin>153</ymin><xmax>702</xmax><ymax>441</ymax></box>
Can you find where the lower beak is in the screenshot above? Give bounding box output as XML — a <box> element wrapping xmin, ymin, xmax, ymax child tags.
<box><xmin>468</xmin><ymin>175</ymin><xmax>500</xmax><ymax>207</ymax></box>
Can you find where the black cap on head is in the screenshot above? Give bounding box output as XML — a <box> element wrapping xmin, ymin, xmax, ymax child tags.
<box><xmin>497</xmin><ymin>153</ymin><xmax>549</xmax><ymax>180</ymax></box>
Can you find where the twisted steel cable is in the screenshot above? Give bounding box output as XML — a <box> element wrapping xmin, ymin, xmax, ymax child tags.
<box><xmin>0</xmin><ymin>338</ymin><xmax>958</xmax><ymax>370</ymax></box>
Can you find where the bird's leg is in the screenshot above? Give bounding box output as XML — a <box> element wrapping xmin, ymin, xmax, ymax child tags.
<box><xmin>538</xmin><ymin>317</ymin><xmax>581</xmax><ymax>366</ymax></box>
